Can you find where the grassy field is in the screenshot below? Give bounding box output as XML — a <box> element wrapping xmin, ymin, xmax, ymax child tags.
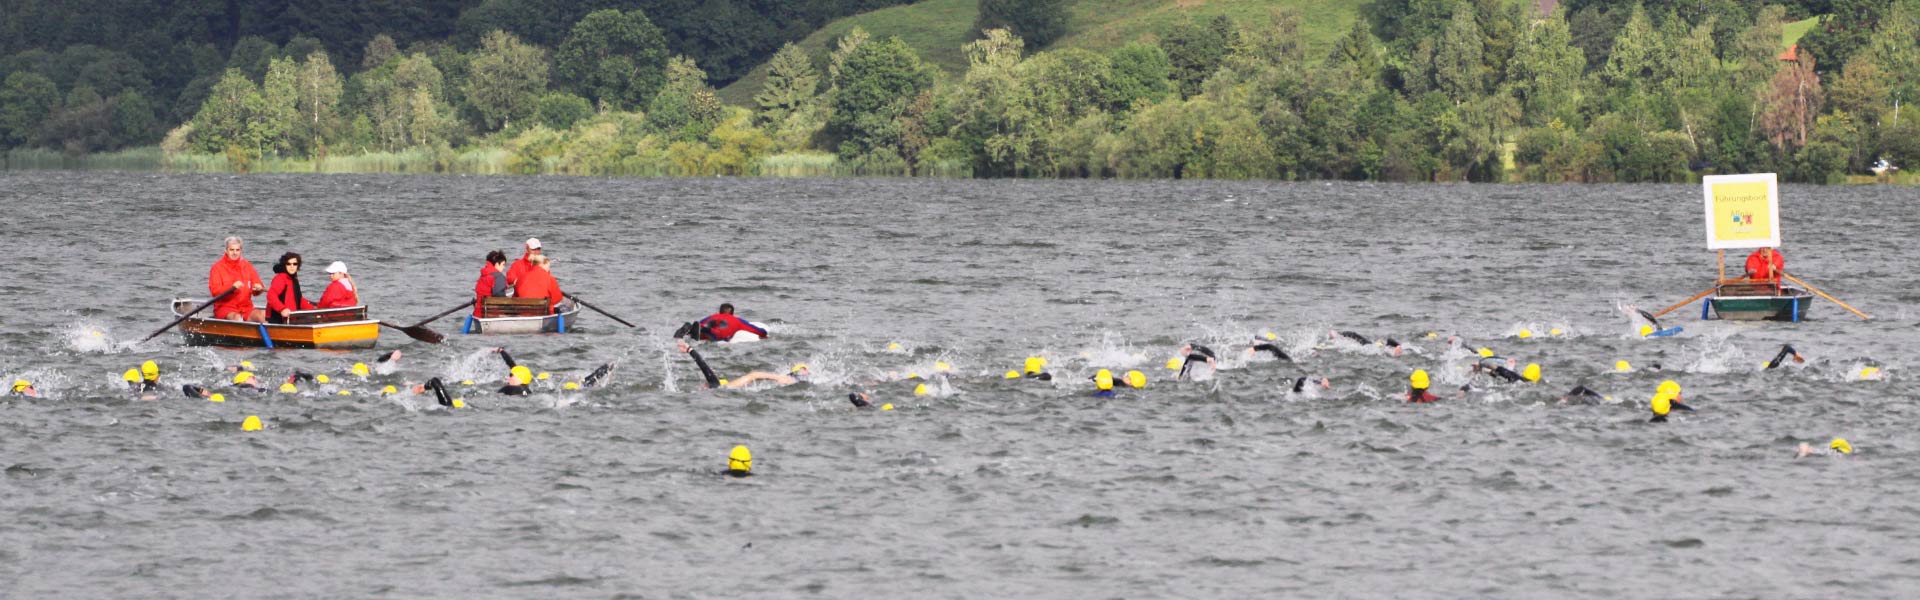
<box><xmin>1783</xmin><ymin>16</ymin><xmax>1818</xmax><ymax>49</ymax></box>
<box><xmin>717</xmin><ymin>0</ymin><xmax>1371</xmax><ymax>106</ymax></box>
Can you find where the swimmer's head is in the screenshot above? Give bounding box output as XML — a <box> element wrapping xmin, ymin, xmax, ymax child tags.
<box><xmin>1638</xmin><ymin>324</ymin><xmax>1654</xmax><ymax>337</ymax></box>
<box><xmin>1656</xmin><ymin>380</ymin><xmax>1681</xmax><ymax>399</ymax></box>
<box><xmin>1615</xmin><ymin>360</ymin><xmax>1631</xmax><ymax>372</ymax></box>
<box><xmin>351</xmin><ymin>362</ymin><xmax>369</xmax><ymax>377</ymax></box>
<box><xmin>1410</xmin><ymin>369</ymin><xmax>1430</xmax><ymax>390</ymax></box>
<box><xmin>1165</xmin><ymin>357</ymin><xmax>1183</xmax><ymax>370</ymax></box>
<box><xmin>123</xmin><ymin>369</ymin><xmax>141</xmax><ymax>383</ymax></box>
<box><xmin>1093</xmin><ymin>369</ymin><xmax>1114</xmax><ymax>391</ymax></box>
<box><xmin>1522</xmin><ymin>363</ymin><xmax>1541</xmax><ymax>382</ymax></box>
<box><xmin>718</xmin><ymin>303</ymin><xmax>734</xmax><ymax>315</ymax></box>
<box><xmin>1651</xmin><ymin>393</ymin><xmax>1671</xmax><ymax>416</ymax></box>
<box><xmin>1023</xmin><ymin>356</ymin><xmax>1045</xmax><ymax>375</ymax></box>
<box><xmin>509</xmin><ymin>366</ymin><xmax>532</xmax><ymax>386</ymax></box>
<box><xmin>790</xmin><ymin>363</ymin><xmax>809</xmax><ymax>376</ymax></box>
<box><xmin>140</xmin><ymin>360</ymin><xmax>159</xmax><ymax>381</ymax></box>
<box><xmin>232</xmin><ymin>371</ymin><xmax>255</xmax><ymax>385</ymax></box>
<box><xmin>1003</xmin><ymin>370</ymin><xmax>1020</xmax><ymax>379</ymax></box>
<box><xmin>1830</xmin><ymin>438</ymin><xmax>1852</xmax><ymax>454</ymax></box>
<box><xmin>1477</xmin><ymin>348</ymin><xmax>1494</xmax><ymax>358</ymax></box>
<box><xmin>1517</xmin><ymin>329</ymin><xmax>1532</xmax><ymax>339</ymax></box>
<box><xmin>728</xmin><ymin>445</ymin><xmax>752</xmax><ymax>473</ymax></box>
<box><xmin>11</xmin><ymin>379</ymin><xmax>32</xmax><ymax>394</ymax></box>
<box><xmin>1125</xmin><ymin>370</ymin><xmax>1147</xmax><ymax>389</ymax></box>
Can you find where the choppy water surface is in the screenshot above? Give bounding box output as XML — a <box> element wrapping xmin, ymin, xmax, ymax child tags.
<box><xmin>2</xmin><ymin>172</ymin><xmax>1917</xmax><ymax>598</ymax></box>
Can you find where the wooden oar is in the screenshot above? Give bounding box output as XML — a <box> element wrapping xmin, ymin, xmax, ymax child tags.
<box><xmin>142</xmin><ymin>289</ymin><xmax>236</xmax><ymax>342</ymax></box>
<box><xmin>566</xmin><ymin>294</ymin><xmax>637</xmax><ymax>328</ymax></box>
<box><xmin>407</xmin><ymin>299</ymin><xmax>476</xmax><ymax>329</ymax></box>
<box><xmin>1651</xmin><ymin>287</ymin><xmax>1717</xmax><ymax>319</ymax></box>
<box><xmin>379</xmin><ymin>321</ymin><xmax>445</xmax><ymax>344</ymax></box>
<box><xmin>1782</xmin><ymin>272</ymin><xmax>1872</xmax><ymax>320</ymax></box>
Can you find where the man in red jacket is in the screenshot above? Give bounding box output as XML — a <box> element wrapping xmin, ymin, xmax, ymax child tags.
<box><xmin>505</xmin><ymin>238</ymin><xmax>541</xmax><ymax>287</ymax></box>
<box><xmin>1745</xmin><ymin>247</ymin><xmax>1784</xmax><ymax>282</ymax></box>
<box><xmin>208</xmin><ymin>236</ymin><xmax>265</xmax><ymax>322</ymax></box>
<box><xmin>693</xmin><ymin>303</ymin><xmax>769</xmax><ymax>342</ymax></box>
<box><xmin>512</xmin><ymin>255</ymin><xmax>566</xmax><ymax>314</ymax></box>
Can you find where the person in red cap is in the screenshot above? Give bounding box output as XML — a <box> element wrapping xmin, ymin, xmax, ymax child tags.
<box><xmin>505</xmin><ymin>238</ymin><xmax>542</xmax><ymax>287</ymax></box>
<box><xmin>315</xmin><ymin>261</ymin><xmax>359</xmax><ymax>309</ymax></box>
<box><xmin>512</xmin><ymin>254</ymin><xmax>566</xmax><ymax>313</ymax></box>
<box><xmin>208</xmin><ymin>236</ymin><xmax>265</xmax><ymax>321</ymax></box>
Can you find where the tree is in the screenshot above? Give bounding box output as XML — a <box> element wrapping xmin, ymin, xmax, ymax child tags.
<box><xmin>363</xmin><ymin>34</ymin><xmax>399</xmax><ymax>69</ymax></box>
<box><xmin>553</xmin><ymin>9</ymin><xmax>669</xmax><ymax>111</ymax></box>
<box><xmin>1106</xmin><ymin>42</ymin><xmax>1173</xmax><ymax>112</ymax></box>
<box><xmin>648</xmin><ymin>56</ymin><xmax>723</xmax><ymax>142</ymax></box>
<box><xmin>976</xmin><ymin>0</ymin><xmax>1070</xmax><ymax>48</ymax></box>
<box><xmin>1796</xmin><ymin>0</ymin><xmax>1889</xmax><ymax>76</ymax></box>
<box><xmin>754</xmin><ymin>42</ymin><xmax>819</xmax><ymax>116</ymax></box>
<box><xmin>827</xmin><ymin>27</ymin><xmax>871</xmax><ymax>86</ymax></box>
<box><xmin>536</xmin><ymin>92</ymin><xmax>594</xmax><ymax>129</ymax></box>
<box><xmin>260</xmin><ymin>57</ymin><xmax>300</xmax><ymax>156</ymax></box>
<box><xmin>1506</xmin><ymin>8</ymin><xmax>1585</xmax><ymax>127</ymax></box>
<box><xmin>295</xmin><ymin>51</ymin><xmax>343</xmax><ymax>156</ymax></box>
<box><xmin>189</xmin><ymin>69</ymin><xmax>267</xmax><ymax>156</ymax></box>
<box><xmin>1164</xmin><ymin>16</ymin><xmax>1235</xmax><ymax>98</ymax></box>
<box><xmin>829</xmin><ymin>36</ymin><xmax>935</xmax><ymax>158</ymax></box>
<box><xmin>1433</xmin><ymin>3</ymin><xmax>1487</xmax><ymax>103</ymax></box>
<box><xmin>0</xmin><ymin>71</ymin><xmax>58</xmax><ymax>147</ymax></box>
<box><xmin>1329</xmin><ymin>19</ymin><xmax>1383</xmax><ymax>84</ymax></box>
<box><xmin>464</xmin><ymin>30</ymin><xmax>548</xmax><ymax>133</ymax></box>
<box><xmin>1601</xmin><ymin>5</ymin><xmax>1665</xmax><ymax>95</ymax></box>
<box><xmin>1760</xmin><ymin>51</ymin><xmax>1825</xmax><ymax>151</ymax></box>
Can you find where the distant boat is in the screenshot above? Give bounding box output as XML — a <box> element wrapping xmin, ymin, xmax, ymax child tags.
<box><xmin>1705</xmin><ymin>281</ymin><xmax>1813</xmax><ymax>322</ymax></box>
<box><xmin>170</xmin><ymin>300</ymin><xmax>380</xmax><ymax>348</ymax></box>
<box><xmin>1871</xmin><ymin>158</ymin><xmax>1898</xmax><ymax>176</ymax></box>
<box><xmin>462</xmin><ymin>297</ymin><xmax>581</xmax><ymax>334</ymax></box>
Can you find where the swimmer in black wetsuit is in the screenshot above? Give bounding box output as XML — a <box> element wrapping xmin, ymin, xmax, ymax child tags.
<box><xmin>1329</xmin><ymin>330</ymin><xmax>1404</xmax><ymax>356</ymax></box>
<box><xmin>1290</xmin><ymin>376</ymin><xmax>1332</xmax><ymax>393</ymax></box>
<box><xmin>492</xmin><ymin>348</ymin><xmax>533</xmax><ymax>395</ymax></box>
<box><xmin>1556</xmin><ymin>385</ymin><xmax>1608</xmax><ymax>405</ymax></box>
<box><xmin>1765</xmin><ymin>344</ymin><xmax>1805</xmax><ymax>369</ymax></box>
<box><xmin>1247</xmin><ymin>338</ymin><xmax>1293</xmax><ymax>362</ymax></box>
<box><xmin>1175</xmin><ymin>344</ymin><xmax>1218</xmax><ymax>381</ymax></box>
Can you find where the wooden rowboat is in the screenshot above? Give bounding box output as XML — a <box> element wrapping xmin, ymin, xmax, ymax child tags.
<box><xmin>460</xmin><ymin>297</ymin><xmax>581</xmax><ymax>335</ymax></box>
<box><xmin>170</xmin><ymin>300</ymin><xmax>380</xmax><ymax>349</ymax></box>
<box><xmin>1704</xmin><ymin>282</ymin><xmax>1813</xmax><ymax>322</ymax></box>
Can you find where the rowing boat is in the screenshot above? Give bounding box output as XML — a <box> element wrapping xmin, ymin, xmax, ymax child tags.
<box><xmin>461</xmin><ymin>297</ymin><xmax>582</xmax><ymax>334</ymax></box>
<box><xmin>1705</xmin><ymin>282</ymin><xmax>1813</xmax><ymax>322</ymax></box>
<box><xmin>169</xmin><ymin>300</ymin><xmax>380</xmax><ymax>349</ymax></box>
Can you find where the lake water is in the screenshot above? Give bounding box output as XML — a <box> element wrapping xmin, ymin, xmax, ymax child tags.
<box><xmin>2</xmin><ymin>171</ymin><xmax>1916</xmax><ymax>597</ymax></box>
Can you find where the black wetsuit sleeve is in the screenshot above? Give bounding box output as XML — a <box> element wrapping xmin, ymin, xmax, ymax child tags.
<box><xmin>688</xmin><ymin>349</ymin><xmax>720</xmax><ymax>388</ymax></box>
<box><xmin>497</xmin><ymin>383</ymin><xmax>529</xmax><ymax>396</ymax></box>
<box><xmin>1490</xmin><ymin>366</ymin><xmax>1523</xmax><ymax>383</ymax></box>
<box><xmin>1254</xmin><ymin>343</ymin><xmax>1291</xmax><ymax>362</ymax></box>
<box><xmin>1339</xmin><ymin>331</ymin><xmax>1370</xmax><ymax>344</ymax></box>
<box><xmin>1192</xmin><ymin>345</ymin><xmax>1217</xmax><ymax>360</ymax></box>
<box><xmin>1292</xmin><ymin>377</ymin><xmax>1306</xmax><ymax>393</ymax></box>
<box><xmin>426</xmin><ymin>377</ymin><xmax>452</xmax><ymax>407</ymax></box>
<box><xmin>584</xmin><ymin>364</ymin><xmax>613</xmax><ymax>388</ymax></box>
<box><xmin>499</xmin><ymin>350</ymin><xmax>518</xmax><ymax>370</ymax></box>
<box><xmin>1766</xmin><ymin>345</ymin><xmax>1798</xmax><ymax>370</ymax></box>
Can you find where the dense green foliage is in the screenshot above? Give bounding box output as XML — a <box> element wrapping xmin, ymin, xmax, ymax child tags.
<box><xmin>975</xmin><ymin>0</ymin><xmax>1072</xmax><ymax>49</ymax></box>
<box><xmin>6</xmin><ymin>0</ymin><xmax>1920</xmax><ymax>182</ymax></box>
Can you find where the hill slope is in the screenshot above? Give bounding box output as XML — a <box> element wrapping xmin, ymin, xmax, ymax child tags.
<box><xmin>717</xmin><ymin>0</ymin><xmax>1368</xmax><ymax>106</ymax></box>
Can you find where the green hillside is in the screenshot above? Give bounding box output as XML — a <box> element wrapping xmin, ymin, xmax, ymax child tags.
<box><xmin>1783</xmin><ymin>15</ymin><xmax>1818</xmax><ymax>49</ymax></box>
<box><xmin>718</xmin><ymin>0</ymin><xmax>1367</xmax><ymax>106</ymax></box>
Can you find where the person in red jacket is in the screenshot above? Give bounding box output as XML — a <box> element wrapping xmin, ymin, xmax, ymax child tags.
<box><xmin>473</xmin><ymin>250</ymin><xmax>509</xmax><ymax>316</ymax></box>
<box><xmin>505</xmin><ymin>238</ymin><xmax>541</xmax><ymax>287</ymax></box>
<box><xmin>266</xmin><ymin>252</ymin><xmax>317</xmax><ymax>323</ymax></box>
<box><xmin>1745</xmin><ymin>247</ymin><xmax>1784</xmax><ymax>282</ymax></box>
<box><xmin>688</xmin><ymin>303</ymin><xmax>769</xmax><ymax>342</ymax></box>
<box><xmin>208</xmin><ymin>236</ymin><xmax>266</xmax><ymax>322</ymax></box>
<box><xmin>512</xmin><ymin>254</ymin><xmax>566</xmax><ymax>314</ymax></box>
<box><xmin>315</xmin><ymin>261</ymin><xmax>359</xmax><ymax>309</ymax></box>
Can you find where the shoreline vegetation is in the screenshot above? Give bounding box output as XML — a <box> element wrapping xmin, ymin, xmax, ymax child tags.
<box><xmin>4</xmin><ymin>1</ymin><xmax>1919</xmax><ymax>183</ymax></box>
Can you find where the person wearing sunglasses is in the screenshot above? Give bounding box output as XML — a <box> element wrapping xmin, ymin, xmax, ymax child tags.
<box><xmin>208</xmin><ymin>236</ymin><xmax>266</xmax><ymax>322</ymax></box>
<box><xmin>266</xmin><ymin>252</ymin><xmax>316</xmax><ymax>324</ymax></box>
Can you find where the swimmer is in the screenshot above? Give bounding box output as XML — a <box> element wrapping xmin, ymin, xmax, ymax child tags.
<box><xmin>1330</xmin><ymin>330</ymin><xmax>1404</xmax><ymax>356</ymax></box>
<box><xmin>181</xmin><ymin>383</ymin><xmax>212</xmax><ymax>399</ymax></box>
<box><xmin>676</xmin><ymin>339</ymin><xmax>807</xmax><ymax>389</ymax></box>
<box><xmin>1247</xmin><ymin>337</ymin><xmax>1293</xmax><ymax>362</ymax></box>
<box><xmin>408</xmin><ymin>377</ymin><xmax>458</xmax><ymax>407</ymax></box>
<box><xmin>1021</xmin><ymin>356</ymin><xmax>1053</xmax><ymax>381</ymax></box>
<box><xmin>1407</xmin><ymin>370</ymin><xmax>1439</xmax><ymax>403</ymax></box>
<box><xmin>1765</xmin><ymin>344</ymin><xmax>1805</xmax><ymax>370</ymax></box>
<box><xmin>493</xmin><ymin>348</ymin><xmax>536</xmax><ymax>395</ymax></box>
<box><xmin>1647</xmin><ymin>380</ymin><xmax>1694</xmax><ymax>423</ymax></box>
<box><xmin>1556</xmin><ymin>385</ymin><xmax>1609</xmax><ymax>405</ymax></box>
<box><xmin>1289</xmin><ymin>375</ymin><xmax>1332</xmax><ymax>393</ymax></box>
<box><xmin>229</xmin><ymin>370</ymin><xmax>264</xmax><ymax>391</ymax></box>
<box><xmin>11</xmin><ymin>379</ymin><xmax>37</xmax><ymax>398</ymax></box>
<box><xmin>1175</xmin><ymin>344</ymin><xmax>1218</xmax><ymax>381</ymax></box>
<box><xmin>1470</xmin><ymin>350</ymin><xmax>1526</xmax><ymax>383</ymax></box>
<box><xmin>1796</xmin><ymin>438</ymin><xmax>1851</xmax><ymax>458</ymax></box>
<box><xmin>1090</xmin><ymin>369</ymin><xmax>1118</xmax><ymax>397</ymax></box>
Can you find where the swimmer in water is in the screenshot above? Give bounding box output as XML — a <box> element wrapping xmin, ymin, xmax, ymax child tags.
<box><xmin>408</xmin><ymin>377</ymin><xmax>458</xmax><ymax>407</ymax></box>
<box><xmin>11</xmin><ymin>379</ymin><xmax>37</xmax><ymax>398</ymax></box>
<box><xmin>1471</xmin><ymin>349</ymin><xmax>1526</xmax><ymax>383</ymax></box>
<box><xmin>1329</xmin><ymin>330</ymin><xmax>1404</xmax><ymax>356</ymax></box>
<box><xmin>1175</xmin><ymin>344</ymin><xmax>1218</xmax><ymax>381</ymax></box>
<box><xmin>1407</xmin><ymin>370</ymin><xmax>1439</xmax><ymax>403</ymax></box>
<box><xmin>676</xmin><ymin>339</ymin><xmax>807</xmax><ymax>389</ymax></box>
<box><xmin>1646</xmin><ymin>380</ymin><xmax>1694</xmax><ymax>423</ymax></box>
<box><xmin>1765</xmin><ymin>344</ymin><xmax>1805</xmax><ymax>369</ymax></box>
<box><xmin>1289</xmin><ymin>375</ymin><xmax>1332</xmax><ymax>394</ymax></box>
<box><xmin>1796</xmin><ymin>438</ymin><xmax>1851</xmax><ymax>458</ymax></box>
<box><xmin>1090</xmin><ymin>369</ymin><xmax>1118</xmax><ymax>397</ymax></box>
<box><xmin>1247</xmin><ymin>337</ymin><xmax>1293</xmax><ymax>362</ymax></box>
<box><xmin>1556</xmin><ymin>385</ymin><xmax>1609</xmax><ymax>405</ymax></box>
<box><xmin>493</xmin><ymin>347</ymin><xmax>535</xmax><ymax>395</ymax></box>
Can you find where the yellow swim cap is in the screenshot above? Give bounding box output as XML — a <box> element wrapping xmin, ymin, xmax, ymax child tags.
<box><xmin>1264</xmin><ymin>332</ymin><xmax>1278</xmax><ymax>341</ymax></box>
<box><xmin>239</xmin><ymin>360</ymin><xmax>254</xmax><ymax>371</ymax></box>
<box><xmin>1657</xmin><ymin>380</ymin><xmax>1681</xmax><ymax>399</ymax></box>
<box><xmin>382</xmin><ymin>385</ymin><xmax>398</xmax><ymax>395</ymax></box>
<box><xmin>338</xmin><ymin>390</ymin><xmax>352</xmax><ymax>396</ymax></box>
<box><xmin>1549</xmin><ymin>328</ymin><xmax>1564</xmax><ymax>336</ymax></box>
<box><xmin>452</xmin><ymin>399</ymin><xmax>466</xmax><ymax>408</ymax></box>
<box><xmin>887</xmin><ymin>342</ymin><xmax>901</xmax><ymax>351</ymax></box>
<box><xmin>1639</xmin><ymin>324</ymin><xmax>1654</xmax><ymax>337</ymax></box>
<box><xmin>1003</xmin><ymin>370</ymin><xmax>1020</xmax><ymax>379</ymax></box>
<box><xmin>934</xmin><ymin>361</ymin><xmax>952</xmax><ymax>372</ymax></box>
<box><xmin>1478</xmin><ymin>348</ymin><xmax>1494</xmax><ymax>358</ymax></box>
<box><xmin>123</xmin><ymin>369</ymin><xmax>141</xmax><ymax>383</ymax></box>
<box><xmin>906</xmin><ymin>372</ymin><xmax>920</xmax><ymax>380</ymax></box>
<box><xmin>1094</xmin><ymin>369</ymin><xmax>1114</xmax><ymax>391</ymax></box>
<box><xmin>461</xmin><ymin>380</ymin><xmax>474</xmax><ymax>386</ymax></box>
<box><xmin>1425</xmin><ymin>332</ymin><xmax>1438</xmax><ymax>339</ymax></box>
<box><xmin>1830</xmin><ymin>438</ymin><xmax>1852</xmax><ymax>454</ymax></box>
<box><xmin>914</xmin><ymin>383</ymin><xmax>930</xmax><ymax>396</ymax></box>
<box><xmin>728</xmin><ymin>445</ymin><xmax>752</xmax><ymax>472</ymax></box>
<box><xmin>1126</xmin><ymin>370</ymin><xmax>1147</xmax><ymax>389</ymax></box>
<box><xmin>278</xmin><ymin>382</ymin><xmax>297</xmax><ymax>393</ymax></box>
<box><xmin>1616</xmin><ymin>360</ymin><xmax>1632</xmax><ymax>372</ymax></box>
<box><xmin>1023</xmin><ymin>357</ymin><xmax>1045</xmax><ymax>375</ymax></box>
<box><xmin>1651</xmin><ymin>394</ymin><xmax>1671</xmax><ymax>416</ymax></box>
<box><xmin>510</xmin><ymin>366</ymin><xmax>532</xmax><ymax>384</ymax></box>
<box><xmin>315</xmin><ymin>374</ymin><xmax>331</xmax><ymax>384</ymax></box>
<box><xmin>351</xmin><ymin>363</ymin><xmax>369</xmax><ymax>377</ymax></box>
<box><xmin>536</xmin><ymin>372</ymin><xmax>551</xmax><ymax>381</ymax></box>
<box><xmin>241</xmin><ymin>415</ymin><xmax>263</xmax><ymax>431</ymax></box>
<box><xmin>209</xmin><ymin>393</ymin><xmax>225</xmax><ymax>403</ymax></box>
<box><xmin>718</xmin><ymin>378</ymin><xmax>729</xmax><ymax>386</ymax></box>
<box><xmin>1861</xmin><ymin>367</ymin><xmax>1881</xmax><ymax>379</ymax></box>
<box><xmin>232</xmin><ymin>371</ymin><xmax>254</xmax><ymax>385</ymax></box>
<box><xmin>1522</xmin><ymin>363</ymin><xmax>1541</xmax><ymax>382</ymax></box>
<box><xmin>12</xmin><ymin>379</ymin><xmax>31</xmax><ymax>392</ymax></box>
<box><xmin>1518</xmin><ymin>329</ymin><xmax>1532</xmax><ymax>339</ymax></box>
<box><xmin>140</xmin><ymin>360</ymin><xmax>159</xmax><ymax>380</ymax></box>
<box><xmin>1166</xmin><ymin>357</ymin><xmax>1183</xmax><ymax>370</ymax></box>
<box><xmin>1411</xmin><ymin>369</ymin><xmax>1430</xmax><ymax>389</ymax></box>
<box><xmin>880</xmin><ymin>403</ymin><xmax>894</xmax><ymax>411</ymax></box>
<box><xmin>563</xmin><ymin>382</ymin><xmax>580</xmax><ymax>390</ymax></box>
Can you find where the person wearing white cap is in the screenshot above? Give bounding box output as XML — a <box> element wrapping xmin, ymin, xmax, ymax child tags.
<box><xmin>506</xmin><ymin>237</ymin><xmax>543</xmax><ymax>286</ymax></box>
<box><xmin>315</xmin><ymin>261</ymin><xmax>361</xmax><ymax>309</ymax></box>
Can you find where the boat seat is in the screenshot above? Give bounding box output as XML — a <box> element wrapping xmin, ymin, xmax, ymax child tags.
<box><xmin>481</xmin><ymin>297</ymin><xmax>551</xmax><ymax>318</ymax></box>
<box><xmin>289</xmin><ymin>306</ymin><xmax>368</xmax><ymax>324</ymax></box>
<box><xmin>1718</xmin><ymin>283</ymin><xmax>1781</xmax><ymax>296</ymax></box>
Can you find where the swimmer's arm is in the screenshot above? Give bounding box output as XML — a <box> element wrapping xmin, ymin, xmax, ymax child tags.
<box><xmin>687</xmin><ymin>348</ymin><xmax>720</xmax><ymax>388</ymax></box>
<box><xmin>495</xmin><ymin>348</ymin><xmax>517</xmax><ymax>370</ymax></box>
<box><xmin>725</xmin><ymin>372</ymin><xmax>796</xmax><ymax>388</ymax></box>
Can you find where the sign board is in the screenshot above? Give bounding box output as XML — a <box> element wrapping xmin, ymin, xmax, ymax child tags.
<box><xmin>1701</xmin><ymin>173</ymin><xmax>1780</xmax><ymax>250</ymax></box>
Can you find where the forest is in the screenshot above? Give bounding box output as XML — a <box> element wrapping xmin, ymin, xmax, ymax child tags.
<box><xmin>1</xmin><ymin>0</ymin><xmax>1916</xmax><ymax>182</ymax></box>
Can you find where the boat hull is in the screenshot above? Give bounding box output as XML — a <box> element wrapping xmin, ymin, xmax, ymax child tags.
<box><xmin>171</xmin><ymin>300</ymin><xmax>380</xmax><ymax>349</ymax></box>
<box><xmin>1707</xmin><ymin>288</ymin><xmax>1813</xmax><ymax>322</ymax></box>
<box><xmin>461</xmin><ymin>303</ymin><xmax>582</xmax><ymax>335</ymax></box>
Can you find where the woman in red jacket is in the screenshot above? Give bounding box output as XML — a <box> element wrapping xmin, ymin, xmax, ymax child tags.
<box><xmin>315</xmin><ymin>261</ymin><xmax>359</xmax><ymax>309</ymax></box>
<box><xmin>266</xmin><ymin>252</ymin><xmax>316</xmax><ymax>323</ymax></box>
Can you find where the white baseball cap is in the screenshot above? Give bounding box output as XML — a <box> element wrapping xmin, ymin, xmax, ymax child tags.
<box><xmin>526</xmin><ymin>238</ymin><xmax>542</xmax><ymax>249</ymax></box>
<box><xmin>325</xmin><ymin>261</ymin><xmax>349</xmax><ymax>274</ymax></box>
